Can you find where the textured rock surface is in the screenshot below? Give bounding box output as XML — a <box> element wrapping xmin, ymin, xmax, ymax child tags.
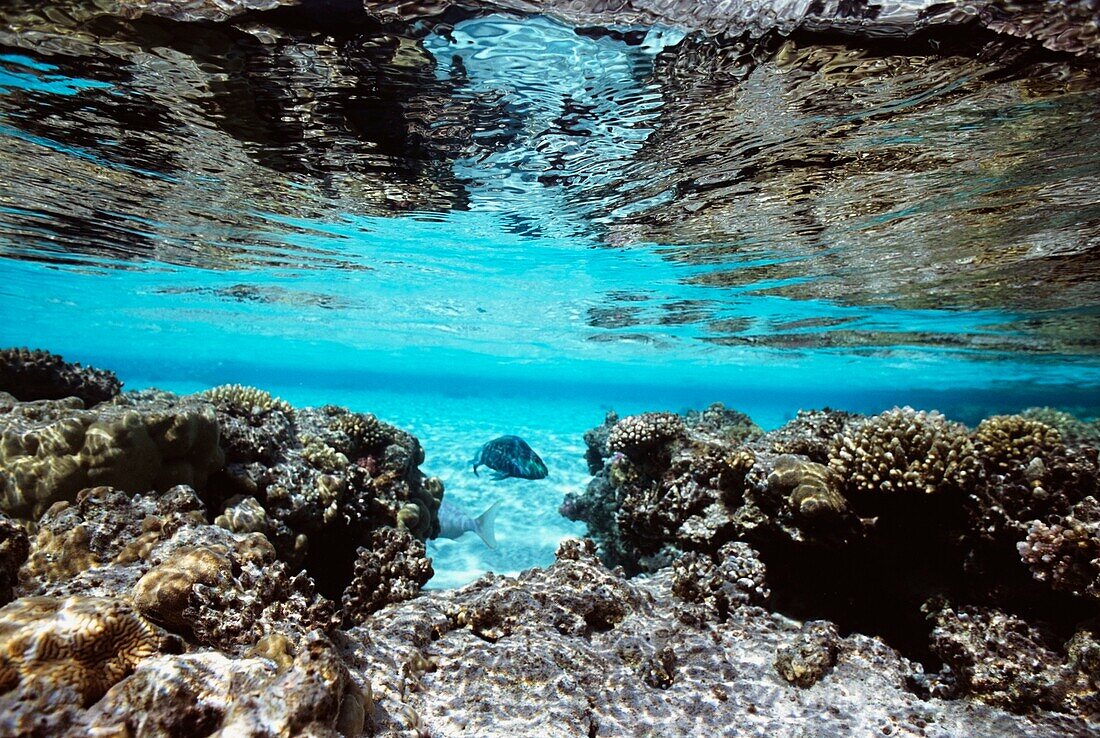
<box><xmin>341</xmin><ymin>543</ymin><xmax>1093</xmax><ymax>737</ymax></box>
<box><xmin>0</xmin><ymin>349</ymin><xmax>121</xmax><ymax>407</ymax></box>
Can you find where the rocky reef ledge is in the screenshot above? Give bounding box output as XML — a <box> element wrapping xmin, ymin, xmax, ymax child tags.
<box><xmin>0</xmin><ymin>349</ymin><xmax>1096</xmax><ymax>736</ymax></box>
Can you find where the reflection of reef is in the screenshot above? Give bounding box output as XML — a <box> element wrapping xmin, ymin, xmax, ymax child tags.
<box><xmin>564</xmin><ymin>402</ymin><xmax>1100</xmax><ymax>722</ymax></box>
<box><xmin>597</xmin><ymin>32</ymin><xmax>1100</xmax><ymax>353</ymax></box>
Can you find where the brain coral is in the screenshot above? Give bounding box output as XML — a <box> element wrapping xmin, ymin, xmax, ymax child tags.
<box><xmin>607</xmin><ymin>412</ymin><xmax>686</xmax><ymax>460</ymax></box>
<box><xmin>0</xmin><ymin>392</ymin><xmax>224</xmax><ymax>519</ymax></box>
<box><xmin>0</xmin><ymin>595</ymin><xmax>159</xmax><ymax>705</ymax></box>
<box><xmin>828</xmin><ymin>406</ymin><xmax>980</xmax><ymax>497</ymax></box>
<box><xmin>0</xmin><ymin>348</ymin><xmax>121</xmax><ymax>407</ymax></box>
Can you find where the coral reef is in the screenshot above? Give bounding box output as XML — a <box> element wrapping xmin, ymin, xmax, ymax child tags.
<box><xmin>569</xmin><ymin>401</ymin><xmax>1100</xmax><ymax>722</ymax></box>
<box><xmin>339</xmin><ymin>543</ymin><xmax>1089</xmax><ymax>737</ymax></box>
<box><xmin>827</xmin><ymin>407</ymin><xmax>980</xmax><ymax>499</ymax></box>
<box><xmin>0</xmin><ymin>348</ymin><xmax>121</xmax><ymax>407</ymax></box>
<box><xmin>341</xmin><ymin>527</ymin><xmax>433</xmax><ymax>627</ymax></box>
<box><xmin>0</xmin><ymin>391</ymin><xmax>223</xmax><ymax>519</ymax></box>
<box><xmin>1018</xmin><ymin>496</ymin><xmax>1100</xmax><ymax>599</ymax></box>
<box><xmin>929</xmin><ymin>605</ymin><xmax>1098</xmax><ymax>716</ymax></box>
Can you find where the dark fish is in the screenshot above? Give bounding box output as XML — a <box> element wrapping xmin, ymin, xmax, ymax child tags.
<box><xmin>471</xmin><ymin>435</ymin><xmax>548</xmax><ymax>480</ymax></box>
<box><xmin>437</xmin><ymin>500</ymin><xmax>500</xmax><ymax>549</ymax></box>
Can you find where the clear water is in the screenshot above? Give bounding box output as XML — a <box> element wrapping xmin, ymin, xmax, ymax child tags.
<box><xmin>2</xmin><ymin>7</ymin><xmax>1099</xmax><ymax>585</ymax></box>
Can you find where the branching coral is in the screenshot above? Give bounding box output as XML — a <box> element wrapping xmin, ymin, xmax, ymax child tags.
<box><xmin>0</xmin><ymin>348</ymin><xmax>121</xmax><ymax>407</ymax></box>
<box><xmin>607</xmin><ymin>412</ymin><xmax>685</xmax><ymax>461</ymax></box>
<box><xmin>671</xmin><ymin>541</ymin><xmax>769</xmax><ymax>621</ymax></box>
<box><xmin>827</xmin><ymin>406</ymin><xmax>980</xmax><ymax>497</ymax></box>
<box><xmin>341</xmin><ymin>527</ymin><xmax>433</xmax><ymax>626</ymax></box>
<box><xmin>197</xmin><ymin>383</ymin><xmax>294</xmax><ymax>417</ymax></box>
<box><xmin>974</xmin><ymin>415</ymin><xmax>1064</xmax><ymax>474</ymax></box>
<box><xmin>1018</xmin><ymin>496</ymin><xmax>1100</xmax><ymax>598</ymax></box>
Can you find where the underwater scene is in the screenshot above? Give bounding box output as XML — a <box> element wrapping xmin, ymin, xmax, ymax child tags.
<box><xmin>1</xmin><ymin>0</ymin><xmax>1099</xmax><ymax>736</ymax></box>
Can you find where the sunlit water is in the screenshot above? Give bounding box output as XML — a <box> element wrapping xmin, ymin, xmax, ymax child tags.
<box><xmin>2</xmin><ymin>6</ymin><xmax>1099</xmax><ymax>584</ymax></box>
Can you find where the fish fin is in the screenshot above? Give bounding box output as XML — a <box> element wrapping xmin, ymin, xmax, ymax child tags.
<box><xmin>490</xmin><ymin>471</ymin><xmax>510</xmax><ymax>481</ymax></box>
<box><xmin>474</xmin><ymin>501</ymin><xmax>501</xmax><ymax>550</ymax></box>
<box><xmin>472</xmin><ymin>463</ymin><xmax>480</xmax><ymax>477</ymax></box>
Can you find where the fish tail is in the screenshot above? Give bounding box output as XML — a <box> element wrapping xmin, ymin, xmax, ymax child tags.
<box><xmin>474</xmin><ymin>501</ymin><xmax>501</xmax><ymax>550</ymax></box>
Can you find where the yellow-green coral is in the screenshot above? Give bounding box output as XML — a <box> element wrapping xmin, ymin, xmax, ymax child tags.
<box><xmin>0</xmin><ymin>595</ymin><xmax>159</xmax><ymax>705</ymax></box>
<box><xmin>828</xmin><ymin>407</ymin><xmax>979</xmax><ymax>495</ymax></box>
<box><xmin>768</xmin><ymin>454</ymin><xmax>847</xmax><ymax>521</ymax></box>
<box><xmin>197</xmin><ymin>384</ymin><xmax>294</xmax><ymax>416</ymax></box>
<box><xmin>974</xmin><ymin>415</ymin><xmax>1063</xmax><ymax>473</ymax></box>
<box><xmin>300</xmin><ymin>434</ymin><xmax>349</xmax><ymax>473</ymax></box>
<box><xmin>1</xmin><ymin>398</ymin><xmax>223</xmax><ymax>519</ymax></box>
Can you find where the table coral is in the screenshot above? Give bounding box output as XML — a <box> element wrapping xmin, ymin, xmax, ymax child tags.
<box><xmin>0</xmin><ymin>348</ymin><xmax>121</xmax><ymax>407</ymax></box>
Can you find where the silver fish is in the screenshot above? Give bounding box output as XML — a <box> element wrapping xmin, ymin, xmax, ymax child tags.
<box><xmin>437</xmin><ymin>500</ymin><xmax>500</xmax><ymax>550</ymax></box>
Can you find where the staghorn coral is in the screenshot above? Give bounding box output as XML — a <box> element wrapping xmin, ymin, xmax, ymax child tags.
<box><xmin>671</xmin><ymin>541</ymin><xmax>769</xmax><ymax>621</ymax></box>
<box><xmin>198</xmin><ymin>383</ymin><xmax>294</xmax><ymax>417</ymax></box>
<box><xmin>0</xmin><ymin>392</ymin><xmax>223</xmax><ymax>520</ymax></box>
<box><xmin>1018</xmin><ymin>496</ymin><xmax>1100</xmax><ymax>598</ymax></box>
<box><xmin>607</xmin><ymin>411</ymin><xmax>685</xmax><ymax>461</ymax></box>
<box><xmin>0</xmin><ymin>595</ymin><xmax>160</xmax><ymax>705</ymax></box>
<box><xmin>827</xmin><ymin>406</ymin><xmax>980</xmax><ymax>498</ymax></box>
<box><xmin>341</xmin><ymin>527</ymin><xmax>433</xmax><ymax>626</ymax></box>
<box><xmin>0</xmin><ymin>348</ymin><xmax>121</xmax><ymax>407</ymax></box>
<box><xmin>0</xmin><ymin>513</ymin><xmax>28</xmax><ymax>606</ymax></box>
<box><xmin>774</xmin><ymin>620</ymin><xmax>840</xmax><ymax>688</ymax></box>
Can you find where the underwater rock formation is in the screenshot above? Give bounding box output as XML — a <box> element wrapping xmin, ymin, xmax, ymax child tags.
<box><xmin>339</xmin><ymin>541</ymin><xmax>1090</xmax><ymax>737</ymax></box>
<box><xmin>567</xmin><ymin>402</ymin><xmax>1100</xmax><ymax>721</ymax></box>
<box><xmin>0</xmin><ymin>348</ymin><xmax>121</xmax><ymax>407</ymax></box>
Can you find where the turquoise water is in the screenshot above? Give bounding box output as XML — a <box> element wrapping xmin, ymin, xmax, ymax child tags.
<box><xmin>2</xmin><ymin>10</ymin><xmax>1099</xmax><ymax>584</ymax></box>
